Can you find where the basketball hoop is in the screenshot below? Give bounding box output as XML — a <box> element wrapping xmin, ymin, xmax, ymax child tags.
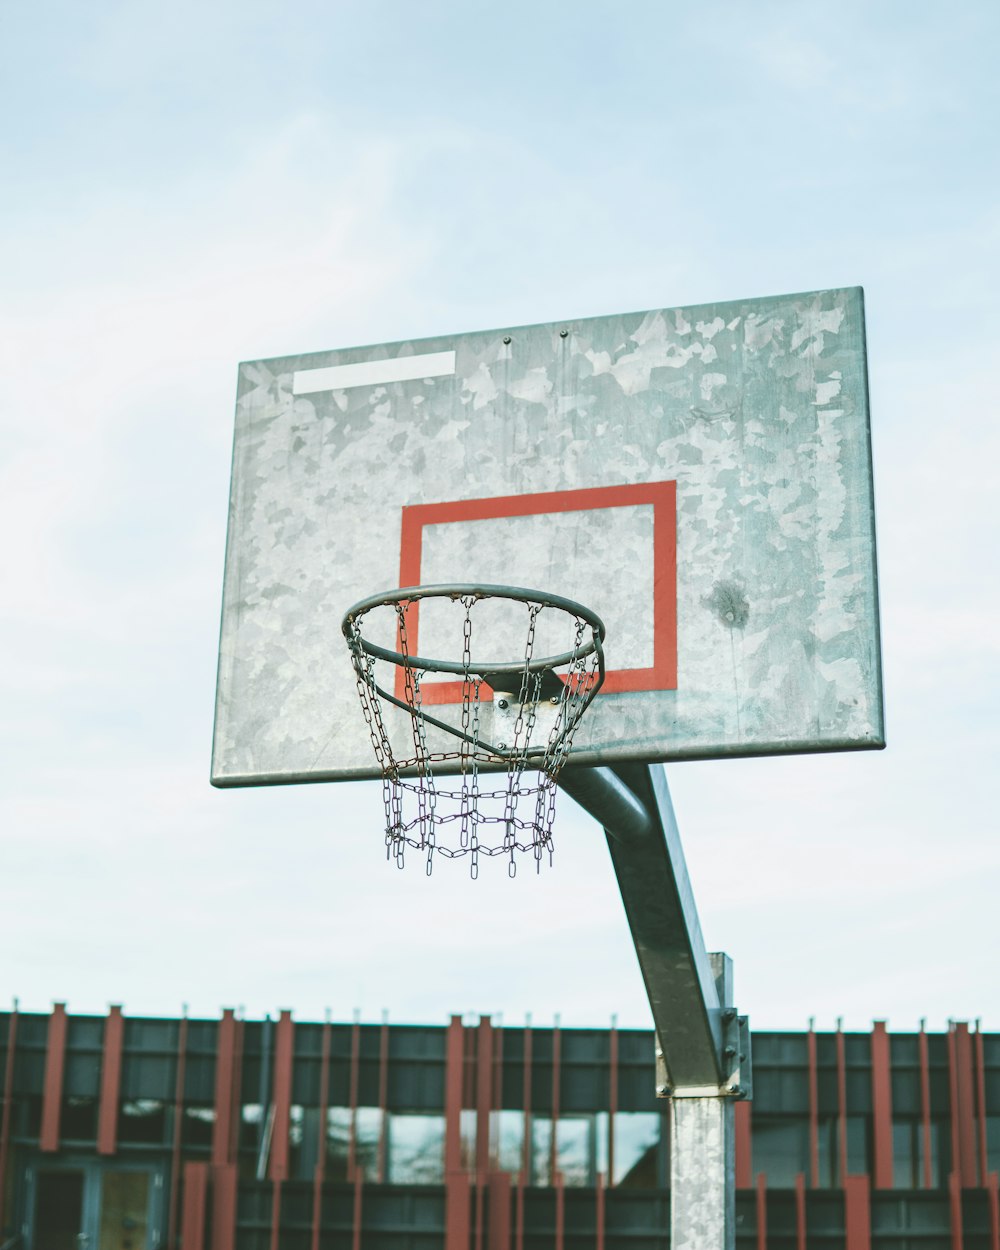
<box><xmin>342</xmin><ymin>584</ymin><xmax>606</xmax><ymax>877</ymax></box>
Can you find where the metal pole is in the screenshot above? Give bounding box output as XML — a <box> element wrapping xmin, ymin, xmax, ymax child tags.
<box><xmin>558</xmin><ymin>763</ymin><xmax>749</xmax><ymax>1250</ymax></box>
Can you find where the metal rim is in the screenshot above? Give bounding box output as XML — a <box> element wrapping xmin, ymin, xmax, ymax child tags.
<box><xmin>342</xmin><ymin>583</ymin><xmax>606</xmax><ymax>678</ymax></box>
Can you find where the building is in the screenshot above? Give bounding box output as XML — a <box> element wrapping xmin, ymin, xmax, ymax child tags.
<box><xmin>1</xmin><ymin>1007</ymin><xmax>998</xmax><ymax>1248</ymax></box>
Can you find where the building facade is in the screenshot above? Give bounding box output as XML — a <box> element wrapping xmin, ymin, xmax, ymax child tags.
<box><xmin>1</xmin><ymin>1008</ymin><xmax>998</xmax><ymax>1248</ymax></box>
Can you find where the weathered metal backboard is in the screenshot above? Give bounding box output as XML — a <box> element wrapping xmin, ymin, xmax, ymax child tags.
<box><xmin>211</xmin><ymin>287</ymin><xmax>884</xmax><ymax>786</ymax></box>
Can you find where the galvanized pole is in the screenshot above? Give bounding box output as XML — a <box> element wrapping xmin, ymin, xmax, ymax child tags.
<box><xmin>558</xmin><ymin>764</ymin><xmax>750</xmax><ymax>1250</ymax></box>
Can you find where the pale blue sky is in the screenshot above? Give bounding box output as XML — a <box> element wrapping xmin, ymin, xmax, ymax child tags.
<box><xmin>1</xmin><ymin>2</ymin><xmax>998</xmax><ymax>1032</ymax></box>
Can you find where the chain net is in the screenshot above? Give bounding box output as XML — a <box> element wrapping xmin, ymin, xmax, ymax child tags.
<box><xmin>343</xmin><ymin>588</ymin><xmax>604</xmax><ymax>877</ymax></box>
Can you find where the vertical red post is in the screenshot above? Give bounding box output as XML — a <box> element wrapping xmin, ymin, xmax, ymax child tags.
<box><xmin>312</xmin><ymin>1014</ymin><xmax>332</xmax><ymax>1250</ymax></box>
<box><xmin>476</xmin><ymin>1017</ymin><xmax>494</xmax><ymax>1178</ymax></box>
<box><xmin>550</xmin><ymin>1017</ymin><xmax>561</xmax><ymax>1185</ymax></box>
<box><xmin>270</xmin><ymin>1181</ymin><xmax>283</xmax><ymax>1250</ymax></box>
<box><xmin>755</xmin><ymin>1172</ymin><xmax>767</xmax><ymax>1250</ymax></box>
<box><xmin>607</xmin><ymin>1018</ymin><xmax>618</xmax><ymax>1188</ymax></box>
<box><xmin>844</xmin><ymin>1175</ymin><xmax>871</xmax><ymax>1250</ymax></box>
<box><xmin>870</xmin><ymin>1022</ymin><xmax>893</xmax><ymax>1189</ymax></box>
<box><xmin>97</xmin><ymin>1004</ymin><xmax>124</xmax><ymax>1156</ymax></box>
<box><xmin>0</xmin><ymin>1004</ymin><xmax>18</xmax><ymax>1230</ymax></box>
<box><xmin>836</xmin><ymin>1024</ymin><xmax>848</xmax><ymax>1184</ymax></box>
<box><xmin>212</xmin><ymin>1164</ymin><xmax>238</xmax><ymax>1250</ymax></box>
<box><xmin>377</xmin><ymin>1013</ymin><xmax>389</xmax><ymax>1183</ymax></box>
<box><xmin>487</xmin><ymin>1170</ymin><xmax>511</xmax><ymax>1250</ymax></box>
<box><xmin>807</xmin><ymin>1023</ymin><xmax>819</xmax><ymax>1187</ymax></box>
<box><xmin>39</xmin><ymin>1002</ymin><xmax>67</xmax><ymax>1153</ymax></box>
<box><xmin>180</xmin><ymin>1161</ymin><xmax>209</xmax><ymax>1250</ymax></box>
<box><xmin>167</xmin><ymin>1012</ymin><xmax>188</xmax><ymax>1250</ymax></box>
<box><xmin>975</xmin><ymin>1024</ymin><xmax>989</xmax><ymax>1187</ymax></box>
<box><xmin>948</xmin><ymin>1171</ymin><xmax>963</xmax><ymax>1250</ymax></box>
<box><xmin>919</xmin><ymin>1023</ymin><xmax>933</xmax><ymax>1189</ymax></box>
<box><xmin>950</xmin><ymin>1022</ymin><xmax>978</xmax><ymax>1185</ymax></box>
<box><xmin>446</xmin><ymin>1016</ymin><xmax>470</xmax><ymax>1250</ymax></box>
<box><xmin>212</xmin><ymin>1009</ymin><xmax>238</xmax><ymax>1168</ymax></box>
<box><xmin>795</xmin><ymin>1173</ymin><xmax>807</xmax><ymax>1250</ymax></box>
<box><xmin>735</xmin><ymin>1100</ymin><xmax>752</xmax><ymax>1188</ymax></box>
<box><xmin>521</xmin><ymin>1019</ymin><xmax>533</xmax><ymax>1186</ymax></box>
<box><xmin>348</xmin><ymin>1015</ymin><xmax>361</xmax><ymax>1179</ymax></box>
<box><xmin>270</xmin><ymin>1009</ymin><xmax>294</xmax><ymax>1181</ymax></box>
<box><xmin>352</xmin><ymin>1172</ymin><xmax>363</xmax><ymax>1250</ymax></box>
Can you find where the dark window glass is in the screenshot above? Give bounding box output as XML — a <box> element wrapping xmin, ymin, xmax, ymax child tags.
<box><xmin>613</xmin><ymin>1112</ymin><xmax>660</xmax><ymax>1188</ymax></box>
<box><xmin>118</xmin><ymin>1098</ymin><xmax>167</xmax><ymax>1144</ymax></box>
<box><xmin>62</xmin><ymin>1096</ymin><xmax>98</xmax><ymax>1141</ymax></box>
<box><xmin>182</xmin><ymin>1104</ymin><xmax>215</xmax><ymax>1149</ymax></box>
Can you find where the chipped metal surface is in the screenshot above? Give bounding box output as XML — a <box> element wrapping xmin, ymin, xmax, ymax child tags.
<box><xmin>212</xmin><ymin>287</ymin><xmax>883</xmax><ymax>785</ymax></box>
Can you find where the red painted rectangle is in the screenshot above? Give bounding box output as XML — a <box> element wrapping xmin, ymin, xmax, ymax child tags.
<box><xmin>180</xmin><ymin>1162</ymin><xmax>209</xmax><ymax>1250</ymax></box>
<box><xmin>735</xmin><ymin>1100</ymin><xmax>752</xmax><ymax>1188</ymax></box>
<box><xmin>397</xmin><ymin>481</ymin><xmax>678</xmax><ymax>703</ymax></box>
<box><xmin>212</xmin><ymin>1009</ymin><xmax>238</xmax><ymax>1167</ymax></box>
<box><xmin>39</xmin><ymin>1002</ymin><xmax>67</xmax><ymax>1153</ymax></box>
<box><xmin>212</xmin><ymin>1163</ymin><xmax>238</xmax><ymax>1250</ymax></box>
<box><xmin>756</xmin><ymin>1172</ymin><xmax>767</xmax><ymax>1250</ymax></box>
<box><xmin>870</xmin><ymin>1022</ymin><xmax>893</xmax><ymax>1189</ymax></box>
<box><xmin>97</xmin><ymin>1005</ymin><xmax>124</xmax><ymax>1156</ymax></box>
<box><xmin>844</xmin><ymin>1175</ymin><xmax>871</xmax><ymax>1250</ymax></box>
<box><xmin>269</xmin><ymin>1010</ymin><xmax>294</xmax><ymax>1182</ymax></box>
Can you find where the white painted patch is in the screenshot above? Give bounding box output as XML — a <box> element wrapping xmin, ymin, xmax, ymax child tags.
<box><xmin>292</xmin><ymin>350</ymin><xmax>456</xmax><ymax>394</ymax></box>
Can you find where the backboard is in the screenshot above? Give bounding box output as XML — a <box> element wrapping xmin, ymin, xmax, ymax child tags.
<box><xmin>211</xmin><ymin>286</ymin><xmax>884</xmax><ymax>787</ymax></box>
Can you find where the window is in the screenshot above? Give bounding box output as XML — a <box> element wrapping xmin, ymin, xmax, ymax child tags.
<box><xmin>613</xmin><ymin>1112</ymin><xmax>660</xmax><ymax>1188</ymax></box>
<box><xmin>182</xmin><ymin>1104</ymin><xmax>215</xmax><ymax>1149</ymax></box>
<box><xmin>386</xmin><ymin>1114</ymin><xmax>445</xmax><ymax>1183</ymax></box>
<box><xmin>118</xmin><ymin>1099</ymin><xmax>166</xmax><ymax>1144</ymax></box>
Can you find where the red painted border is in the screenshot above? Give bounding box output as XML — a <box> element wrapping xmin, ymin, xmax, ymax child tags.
<box><xmin>97</xmin><ymin>1005</ymin><xmax>124</xmax><ymax>1156</ymax></box>
<box><xmin>397</xmin><ymin>482</ymin><xmax>677</xmax><ymax>704</ymax></box>
<box><xmin>870</xmin><ymin>1022</ymin><xmax>893</xmax><ymax>1189</ymax></box>
<box><xmin>39</xmin><ymin>1002</ymin><xmax>67</xmax><ymax>1153</ymax></box>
